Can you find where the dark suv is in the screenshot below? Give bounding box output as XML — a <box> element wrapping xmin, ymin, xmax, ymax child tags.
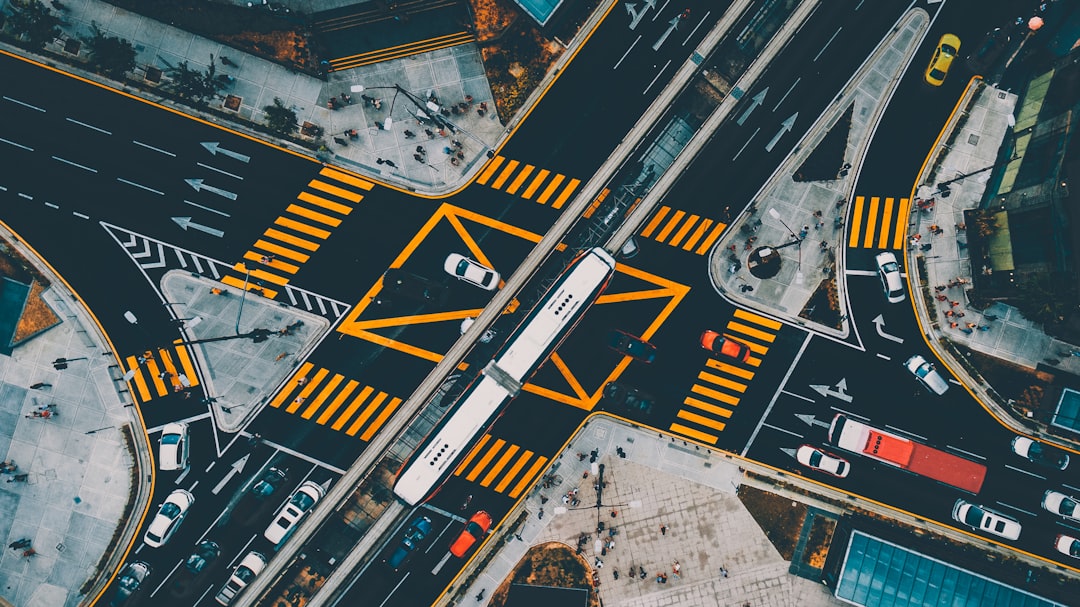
<box><xmin>603</xmin><ymin>382</ymin><xmax>654</xmax><ymax>415</ymax></box>
<box><xmin>387</xmin><ymin>516</ymin><xmax>432</xmax><ymax>570</ymax></box>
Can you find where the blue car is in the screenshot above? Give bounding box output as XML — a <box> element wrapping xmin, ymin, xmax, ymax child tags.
<box><xmin>607</xmin><ymin>330</ymin><xmax>657</xmax><ymax>363</ymax></box>
<box><xmin>387</xmin><ymin>516</ymin><xmax>432</xmax><ymax>570</ymax></box>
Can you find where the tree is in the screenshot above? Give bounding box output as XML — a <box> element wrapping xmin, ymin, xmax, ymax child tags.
<box><xmin>6</xmin><ymin>0</ymin><xmax>61</xmax><ymax>49</ymax></box>
<box><xmin>1013</xmin><ymin>273</ymin><xmax>1075</xmax><ymax>327</ymax></box>
<box><xmin>263</xmin><ymin>97</ymin><xmax>298</xmax><ymax>136</ymax></box>
<box><xmin>168</xmin><ymin>56</ymin><xmax>227</xmax><ymax>104</ymax></box>
<box><xmin>82</xmin><ymin>23</ymin><xmax>135</xmax><ymax>79</ymax></box>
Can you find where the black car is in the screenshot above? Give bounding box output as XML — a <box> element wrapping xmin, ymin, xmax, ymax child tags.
<box><xmin>1011</xmin><ymin>436</ymin><xmax>1070</xmax><ymax>470</ymax></box>
<box><xmin>111</xmin><ymin>561</ymin><xmax>150</xmax><ymax>605</ymax></box>
<box><xmin>251</xmin><ymin>467</ymin><xmax>287</xmax><ymax>498</ymax></box>
<box><xmin>185</xmin><ymin>540</ymin><xmax>221</xmax><ymax>574</ymax></box>
<box><xmin>603</xmin><ymin>382</ymin><xmax>654</xmax><ymax>415</ymax></box>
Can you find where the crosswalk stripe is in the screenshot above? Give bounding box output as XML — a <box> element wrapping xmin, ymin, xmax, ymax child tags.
<box><xmin>287</xmin><ymin>368</ymin><xmax>329</xmax><ymax>413</ymax></box>
<box><xmin>726</xmin><ymin>321</ymin><xmax>777</xmax><ymax>343</ymax></box>
<box><xmin>265</xmin><ymin>228</ymin><xmax>320</xmax><ymax>252</ymax></box>
<box><xmin>466</xmin><ymin>438</ymin><xmax>506</xmax><ymax>481</ymax></box>
<box><xmin>220</xmin><ymin>275</ymin><xmax>278</xmax><ymax>298</ymax></box>
<box><xmin>667</xmin><ymin>214</ymin><xmax>699</xmax><ymax>247</ymax></box>
<box><xmin>331</xmin><ymin>385</ymin><xmax>374</xmax><ymax>431</ymax></box>
<box><xmin>359</xmin><ymin>397</ymin><xmax>402</xmax><ymax>441</ymax></box>
<box><xmin>877</xmin><ymin>197</ymin><xmax>895</xmax><ymax>249</ymax></box>
<box><xmin>234</xmin><ymin>263</ymin><xmax>289</xmax><ymax>286</ymax></box>
<box><xmin>494</xmin><ymin>450</ymin><xmax>532</xmax><ymax>493</ymax></box>
<box><xmin>253</xmin><ymin>239</ymin><xmax>310</xmax><ymax>263</ymax></box>
<box><xmin>492</xmin><ymin>160</ymin><xmax>520</xmax><ymax>189</ymax></box>
<box><xmin>286</xmin><ymin>203</ymin><xmax>342</xmax><ymax>227</ymax></box>
<box><xmin>535</xmin><ymin>174</ymin><xmax>565</xmax><ymax>205</ymax></box>
<box><xmin>308</xmin><ymin>179</ymin><xmax>363</xmax><ymax>203</ymax></box>
<box><xmin>476</xmin><ymin>156</ymin><xmax>505</xmax><ymax>185</ymax></box>
<box><xmin>522</xmin><ymin>169</ymin><xmax>550</xmax><ymax>200</ymax></box>
<box><xmin>690</xmin><ymin>383</ymin><xmax>740</xmax><ymax>405</ymax></box>
<box><xmin>174</xmin><ymin>346</ymin><xmax>199</xmax><ymax>385</ymax></box>
<box><xmin>681</xmin><ymin>218</ymin><xmax>713</xmax><ymax>251</ymax></box>
<box><xmin>274</xmin><ymin>217</ymin><xmax>331</xmax><ymax>239</ymax></box>
<box><xmin>848</xmin><ymin>196</ymin><xmax>865</xmax><ymax>248</ymax></box>
<box><xmin>454</xmin><ymin>434</ymin><xmax>490</xmax><ymax>475</ymax></box>
<box><xmin>705</xmin><ymin>358</ymin><xmax>755</xmax><ymax>380</ymax></box>
<box><xmin>683</xmin><ymin>396</ymin><xmax>734</xmax><ymax>418</ymax></box>
<box><xmin>696</xmin><ymin>222</ymin><xmax>727</xmax><ymax>255</ymax></box>
<box><xmin>697</xmin><ymin>370</ymin><xmax>748</xmax><ymax>393</ymax></box>
<box><xmin>677</xmin><ymin>409</ymin><xmax>726</xmax><ymax>431</ymax></box>
<box><xmin>297</xmin><ymin>191</ymin><xmax>353</xmax><ymax>216</ymax></box>
<box><xmin>301</xmin><ymin>374</ymin><xmax>344</xmax><ymax>419</ymax></box>
<box><xmin>480</xmin><ymin>444</ymin><xmax>519</xmax><ymax>487</ymax></box>
<box><xmin>346</xmin><ymin>391</ymin><xmax>387</xmax><ymax>436</ymax></box>
<box><xmin>733</xmin><ymin>308</ymin><xmax>782</xmax><ymax>330</ymax></box>
<box><xmin>862</xmin><ymin>197</ymin><xmax>880</xmax><ymax>249</ymax></box>
<box><xmin>640</xmin><ymin>206</ymin><xmax>670</xmax><ymax>238</ymax></box>
<box><xmin>271</xmin><ymin>363</ymin><xmax>315</xmax><ymax>408</ymax></box>
<box><xmin>125</xmin><ymin>356</ymin><xmax>151</xmax><ymax>402</ymax></box>
<box><xmin>319</xmin><ymin>167</ymin><xmax>373</xmax><ymax>190</ymax></box>
<box><xmin>656</xmin><ymin>210</ymin><xmax>686</xmax><ymax>243</ymax></box>
<box><xmin>509</xmin><ymin>456</ymin><xmax>547</xmax><ymax>498</ymax></box>
<box><xmin>316</xmin><ymin>380</ymin><xmax>359</xmax><ymax>425</ymax></box>
<box><xmin>551</xmin><ymin>178</ymin><xmax>580</xmax><ymax>209</ymax></box>
<box><xmin>669</xmin><ymin>423</ymin><xmax>718</xmax><ymax>444</ymax></box>
<box><xmin>505</xmin><ymin>165</ymin><xmax>534</xmax><ymax>195</ymax></box>
<box><xmin>892</xmin><ymin>198</ymin><xmax>910</xmax><ymax>250</ymax></box>
<box><xmin>243</xmin><ymin>251</ymin><xmax>300</xmax><ymax>274</ymax></box>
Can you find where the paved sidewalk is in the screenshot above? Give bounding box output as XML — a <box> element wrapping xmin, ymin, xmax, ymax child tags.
<box><xmin>456</xmin><ymin>418</ymin><xmax>845</xmax><ymax>607</ymax></box>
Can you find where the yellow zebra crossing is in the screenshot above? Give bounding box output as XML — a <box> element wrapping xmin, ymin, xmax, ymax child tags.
<box><xmin>269</xmin><ymin>362</ymin><xmax>402</xmax><ymax>441</ymax></box>
<box><xmin>669</xmin><ymin>309</ymin><xmax>782</xmax><ymax>445</ymax></box>
<box><xmin>476</xmin><ymin>156</ymin><xmax>582</xmax><ymax>209</ymax></box>
<box><xmin>452</xmin><ymin>434</ymin><xmax>550</xmax><ymax>498</ymax></box>
<box><xmin>846</xmin><ymin>195</ymin><xmax>910</xmax><ymax>250</ymax></box>
<box><xmin>124</xmin><ymin>344</ymin><xmax>200</xmax><ymax>402</ymax></box>
<box><xmin>639</xmin><ymin>205</ymin><xmax>728</xmax><ymax>255</ymax></box>
<box><xmin>220</xmin><ymin>168</ymin><xmax>374</xmax><ymax>298</ymax></box>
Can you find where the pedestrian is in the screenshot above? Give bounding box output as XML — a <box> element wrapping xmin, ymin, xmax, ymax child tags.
<box><xmin>613</xmin><ymin>569</ymin><xmax>619</xmax><ymax>580</ymax></box>
<box><xmin>836</xmin><ymin>197</ymin><xmax>847</xmax><ymax>209</ymax></box>
<box><xmin>361</xmin><ymin>94</ymin><xmax>373</xmax><ymax>104</ymax></box>
<box><xmin>610</xmin><ymin>509</ymin><xmax>618</xmax><ymax>518</ymax></box>
<box><xmin>739</xmin><ymin>284</ymin><xmax>754</xmax><ymax>293</ymax></box>
<box><xmin>413</xmin><ymin>153</ymin><xmax>424</xmax><ymax>162</ymax></box>
<box><xmin>944</xmin><ymin>310</ymin><xmax>954</xmax><ymax>317</ymax></box>
<box><xmin>30</xmin><ymin>382</ymin><xmax>50</xmax><ymax>389</ymax></box>
<box><xmin>956</xmin><ymin>311</ymin><xmax>965</xmax><ymax>318</ymax></box>
<box><xmin>404</xmin><ymin>129</ymin><xmax>416</xmax><ymax>138</ymax></box>
<box><xmin>416</xmin><ymin>145</ymin><xmax>425</xmax><ymax>154</ymax></box>
<box><xmin>936</xmin><ymin>294</ymin><xmax>948</xmax><ymax>301</ymax></box>
<box><xmin>293</xmin><ymin>396</ymin><xmax>305</xmax><ymax>407</ymax></box>
<box><xmin>640</xmin><ymin>566</ymin><xmax>647</xmax><ymax>579</ymax></box>
<box><xmin>934</xmin><ymin>285</ymin><xmax>947</xmax><ymax>292</ymax></box>
<box><xmin>538</xmin><ymin>508</ymin><xmax>544</xmax><ymax>520</ymax></box>
<box><xmin>424</xmin><ymin>128</ymin><xmax>435</xmax><ymax>138</ymax></box>
<box><xmin>385</xmin><ymin>159</ymin><xmax>397</xmax><ymax>168</ymax></box>
<box><xmin>955</xmin><ymin>222</ymin><xmax>966</xmax><ymax>231</ymax></box>
<box><xmin>947</xmin><ymin>280</ymin><xmax>959</xmax><ymax>288</ymax></box>
<box><xmin>950</xmin><ymin>321</ymin><xmax>959</xmax><ymax>329</ymax></box>
<box><xmin>813</xmin><ymin>210</ymin><xmax>822</xmax><ymax>218</ymax></box>
<box><xmin>673</xmin><ymin>560</ymin><xmax>681</xmax><ymax>579</ymax></box>
<box><xmin>595</xmin><ymin>556</ymin><xmax>603</xmax><ymax>568</ymax></box>
<box><xmin>950</xmin><ymin>300</ymin><xmax>960</xmax><ymax>307</ymax></box>
<box><xmin>961</xmin><ymin>327</ymin><xmax>973</xmax><ymax>335</ymax></box>
<box><xmin>660</xmin><ymin>524</ymin><xmax>668</xmax><ymax>536</ymax></box>
<box><xmin>977</xmin><ymin>325</ymin><xmax>991</xmax><ymax>331</ymax></box>
<box><xmin>799</xmin><ymin>226</ymin><xmax>810</xmax><ymax>238</ymax></box>
<box><xmin>376</xmin><ymin>158</ymin><xmax>385</xmax><ymax>165</ymax></box>
<box><xmin>720</xmin><ymin>566</ymin><xmax>728</xmax><ymax>578</ymax></box>
<box><xmin>728</xmin><ymin>244</ymin><xmax>737</xmax><ymax>253</ymax></box>
<box><xmin>297</xmin><ymin>376</ymin><xmax>308</xmax><ymax>386</ymax></box>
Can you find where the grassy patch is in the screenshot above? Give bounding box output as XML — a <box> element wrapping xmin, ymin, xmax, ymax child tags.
<box><xmin>490</xmin><ymin>542</ymin><xmax>597</xmax><ymax>607</ymax></box>
<box><xmin>737</xmin><ymin>485</ymin><xmax>807</xmax><ymax>560</ymax></box>
<box><xmin>801</xmin><ymin>515</ymin><xmax>836</xmax><ymax>569</ymax></box>
<box><xmin>800</xmin><ymin>277</ymin><xmax>841</xmax><ymax>329</ymax></box>
<box><xmin>11</xmin><ymin>280</ymin><xmax>60</xmax><ymax>344</ymax></box>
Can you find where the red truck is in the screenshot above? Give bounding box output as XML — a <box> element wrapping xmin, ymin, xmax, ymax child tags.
<box><xmin>828</xmin><ymin>414</ymin><xmax>986</xmax><ymax>494</ymax></box>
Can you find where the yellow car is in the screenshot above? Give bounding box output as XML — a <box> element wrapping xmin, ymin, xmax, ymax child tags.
<box><xmin>925</xmin><ymin>34</ymin><xmax>961</xmax><ymax>86</ymax></box>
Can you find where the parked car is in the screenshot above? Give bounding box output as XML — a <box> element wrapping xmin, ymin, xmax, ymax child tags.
<box><xmin>144</xmin><ymin>489</ymin><xmax>194</xmax><ymax>548</ymax></box>
<box><xmin>158</xmin><ymin>422</ymin><xmax>190</xmax><ymax>471</ymax></box>
<box><xmin>264</xmin><ymin>480</ymin><xmax>325</xmax><ymax>545</ymax></box>
<box><xmin>185</xmin><ymin>540</ymin><xmax>221</xmax><ymax>575</ymax></box>
<box><xmin>795</xmin><ymin>445</ymin><xmax>850</xmax><ymax>478</ymax></box>
<box><xmin>951</xmin><ymin>499</ymin><xmax>1021</xmax><ymax>540</ymax></box>
<box><xmin>450</xmin><ymin>510</ymin><xmax>492</xmax><ymax>557</ymax></box>
<box><xmin>699</xmin><ymin>330</ymin><xmax>751</xmax><ymax>362</ymax></box>
<box><xmin>874</xmin><ymin>251</ymin><xmax>905</xmax><ymax>303</ymax></box>
<box><xmin>110</xmin><ymin>561</ymin><xmax>150</xmax><ymax>605</ymax></box>
<box><xmin>1054</xmin><ymin>534</ymin><xmax>1080</xmax><ymax>559</ymax></box>
<box><xmin>387</xmin><ymin>516</ymin><xmax>432</xmax><ymax>570</ymax></box>
<box><xmin>607</xmin><ymin>330</ymin><xmax>657</xmax><ymax>363</ymax></box>
<box><xmin>602</xmin><ymin>382</ymin><xmax>654</xmax><ymax>415</ymax></box>
<box><xmin>1042</xmin><ymin>490</ymin><xmax>1080</xmax><ymax>522</ymax></box>
<box><xmin>903</xmin><ymin>355</ymin><xmax>949</xmax><ymax>395</ymax></box>
<box><xmin>1011</xmin><ymin>436</ymin><xmax>1070</xmax><ymax>470</ymax></box>
<box><xmin>443</xmin><ymin>253</ymin><xmax>500</xmax><ymax>290</ymax></box>
<box><xmin>214</xmin><ymin>551</ymin><xmax>266</xmax><ymax>605</ymax></box>
<box><xmin>925</xmin><ymin>33</ymin><xmax>961</xmax><ymax>86</ymax></box>
<box><xmin>251</xmin><ymin>467</ymin><xmax>287</xmax><ymax>498</ymax></box>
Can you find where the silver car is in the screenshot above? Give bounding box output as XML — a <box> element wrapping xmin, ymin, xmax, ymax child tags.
<box><xmin>904</xmin><ymin>354</ymin><xmax>949</xmax><ymax>395</ymax></box>
<box><xmin>875</xmin><ymin>251</ymin><xmax>905</xmax><ymax>303</ymax></box>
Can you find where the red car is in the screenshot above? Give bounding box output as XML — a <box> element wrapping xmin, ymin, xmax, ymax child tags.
<box><xmin>450</xmin><ymin>510</ymin><xmax>492</xmax><ymax>557</ymax></box>
<box><xmin>699</xmin><ymin>330</ymin><xmax>751</xmax><ymax>362</ymax></box>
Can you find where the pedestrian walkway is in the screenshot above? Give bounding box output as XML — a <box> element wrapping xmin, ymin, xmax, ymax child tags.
<box><xmin>455</xmin><ymin>417</ymin><xmax>846</xmax><ymax>607</ymax></box>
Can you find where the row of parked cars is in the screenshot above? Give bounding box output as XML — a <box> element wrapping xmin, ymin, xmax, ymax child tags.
<box><xmin>386</xmin><ymin>510</ymin><xmax>493</xmax><ymax>571</ymax></box>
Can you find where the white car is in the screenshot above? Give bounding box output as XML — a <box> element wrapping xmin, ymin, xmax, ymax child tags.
<box><xmin>1054</xmin><ymin>534</ymin><xmax>1080</xmax><ymax>559</ymax></box>
<box><xmin>214</xmin><ymin>551</ymin><xmax>266</xmax><ymax>605</ymax></box>
<box><xmin>795</xmin><ymin>445</ymin><xmax>850</xmax><ymax>478</ymax></box>
<box><xmin>1011</xmin><ymin>436</ymin><xmax>1070</xmax><ymax>470</ymax></box>
<box><xmin>874</xmin><ymin>251</ymin><xmax>905</xmax><ymax>303</ymax></box>
<box><xmin>904</xmin><ymin>354</ymin><xmax>949</xmax><ymax>395</ymax></box>
<box><xmin>264</xmin><ymin>480</ymin><xmax>325</xmax><ymax>545</ymax></box>
<box><xmin>443</xmin><ymin>253</ymin><xmax>500</xmax><ymax>290</ymax></box>
<box><xmin>158</xmin><ymin>422</ymin><xmax>189</xmax><ymax>471</ymax></box>
<box><xmin>1043</xmin><ymin>490</ymin><xmax>1080</xmax><ymax>522</ymax></box>
<box><xmin>951</xmin><ymin>499</ymin><xmax>1021</xmax><ymax>541</ymax></box>
<box><xmin>144</xmin><ymin>489</ymin><xmax>194</xmax><ymax>548</ymax></box>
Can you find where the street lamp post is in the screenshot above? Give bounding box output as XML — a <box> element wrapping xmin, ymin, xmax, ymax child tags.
<box><xmin>747</xmin><ymin>209</ymin><xmax>804</xmax><ymax>280</ymax></box>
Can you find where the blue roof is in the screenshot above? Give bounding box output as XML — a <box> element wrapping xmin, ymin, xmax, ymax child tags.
<box><xmin>835</xmin><ymin>530</ymin><xmax>1066</xmax><ymax>607</ymax></box>
<box><xmin>511</xmin><ymin>0</ymin><xmax>564</xmax><ymax>26</ymax></box>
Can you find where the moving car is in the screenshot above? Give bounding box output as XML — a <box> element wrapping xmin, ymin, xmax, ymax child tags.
<box><xmin>1054</xmin><ymin>534</ymin><xmax>1080</xmax><ymax>559</ymax></box>
<box><xmin>795</xmin><ymin>445</ymin><xmax>850</xmax><ymax>478</ymax></box>
<box><xmin>144</xmin><ymin>489</ymin><xmax>194</xmax><ymax>548</ymax></box>
<box><xmin>1011</xmin><ymin>436</ymin><xmax>1070</xmax><ymax>470</ymax></box>
<box><xmin>185</xmin><ymin>540</ymin><xmax>221</xmax><ymax>574</ymax></box>
<box><xmin>699</xmin><ymin>330</ymin><xmax>751</xmax><ymax>363</ymax></box>
<box><xmin>874</xmin><ymin>251</ymin><xmax>905</xmax><ymax>303</ymax></box>
<box><xmin>607</xmin><ymin>330</ymin><xmax>657</xmax><ymax>363</ymax></box>
<box><xmin>459</xmin><ymin>317</ymin><xmax>496</xmax><ymax>344</ymax></box>
<box><xmin>264</xmin><ymin>480</ymin><xmax>325</xmax><ymax>545</ymax></box>
<box><xmin>110</xmin><ymin>561</ymin><xmax>150</xmax><ymax>605</ymax></box>
<box><xmin>602</xmin><ymin>382</ymin><xmax>654</xmax><ymax>415</ymax></box>
<box><xmin>925</xmin><ymin>33</ymin><xmax>961</xmax><ymax>86</ymax></box>
<box><xmin>904</xmin><ymin>354</ymin><xmax>949</xmax><ymax>395</ymax></box>
<box><xmin>251</xmin><ymin>467</ymin><xmax>287</xmax><ymax>498</ymax></box>
<box><xmin>214</xmin><ymin>551</ymin><xmax>266</xmax><ymax>605</ymax></box>
<box><xmin>951</xmin><ymin>499</ymin><xmax>1021</xmax><ymax>540</ymax></box>
<box><xmin>443</xmin><ymin>253</ymin><xmax>500</xmax><ymax>291</ymax></box>
<box><xmin>158</xmin><ymin>422</ymin><xmax>189</xmax><ymax>471</ymax></box>
<box><xmin>450</xmin><ymin>510</ymin><xmax>492</xmax><ymax>557</ymax></box>
<box><xmin>1042</xmin><ymin>490</ymin><xmax>1080</xmax><ymax>522</ymax></box>
<box><xmin>387</xmin><ymin>516</ymin><xmax>432</xmax><ymax>570</ymax></box>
